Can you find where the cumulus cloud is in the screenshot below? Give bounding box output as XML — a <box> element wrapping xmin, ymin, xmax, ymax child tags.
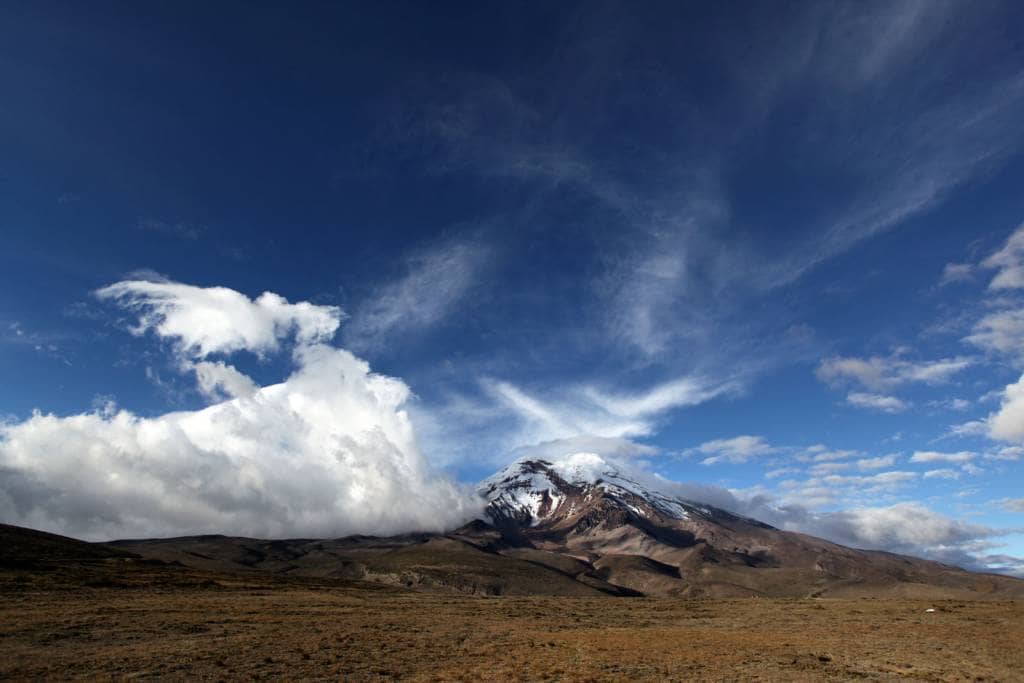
<box><xmin>0</xmin><ymin>280</ymin><xmax>480</xmax><ymax>540</ymax></box>
<box><xmin>97</xmin><ymin>279</ymin><xmax>341</xmax><ymax>358</ymax></box>
<box><xmin>846</xmin><ymin>391</ymin><xmax>909</xmax><ymax>413</ymax></box>
<box><xmin>817</xmin><ymin>353</ymin><xmax>972</xmax><ymax>391</ymax></box>
<box><xmin>988</xmin><ymin>374</ymin><xmax>1024</xmax><ymax>443</ymax></box>
<box><xmin>188</xmin><ymin>361</ymin><xmax>259</xmax><ymax>401</ymax></box>
<box><xmin>982</xmin><ymin>224</ymin><xmax>1024</xmax><ymax>290</ymax></box>
<box><xmin>696</xmin><ymin>435</ymin><xmax>778</xmax><ymax>465</ymax></box>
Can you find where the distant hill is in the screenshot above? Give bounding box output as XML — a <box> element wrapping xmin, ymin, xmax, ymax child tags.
<box><xmin>0</xmin><ymin>523</ymin><xmax>134</xmax><ymax>567</ymax></box>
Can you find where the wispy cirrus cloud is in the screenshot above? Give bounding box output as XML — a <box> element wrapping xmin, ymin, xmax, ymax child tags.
<box><xmin>342</xmin><ymin>236</ymin><xmax>491</xmax><ymax>352</ymax></box>
<box><xmin>135</xmin><ymin>218</ymin><xmax>204</xmax><ymax>241</ymax></box>
<box><xmin>482</xmin><ymin>374</ymin><xmax>736</xmax><ymax>449</ymax></box>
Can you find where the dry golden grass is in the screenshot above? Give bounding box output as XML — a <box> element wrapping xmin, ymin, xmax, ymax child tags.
<box><xmin>2</xmin><ymin>581</ymin><xmax>1021</xmax><ymax>681</ymax></box>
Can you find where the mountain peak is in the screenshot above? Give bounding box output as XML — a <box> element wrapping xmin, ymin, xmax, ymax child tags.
<box><xmin>479</xmin><ymin>453</ymin><xmax>700</xmax><ymax>528</ymax></box>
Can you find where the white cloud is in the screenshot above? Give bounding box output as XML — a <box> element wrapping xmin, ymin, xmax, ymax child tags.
<box><xmin>484</xmin><ymin>374</ymin><xmax>734</xmax><ymax>448</ymax></box>
<box><xmin>188</xmin><ymin>361</ymin><xmax>259</xmax><ymax>401</ymax></box>
<box><xmin>928</xmin><ymin>397</ymin><xmax>970</xmax><ymax>411</ymax></box>
<box><xmin>818</xmin><ymin>470</ymin><xmax>919</xmax><ymax>488</ymax></box>
<box><xmin>966</xmin><ymin>309</ymin><xmax>1024</xmax><ymax>359</ymax></box>
<box><xmin>800</xmin><ymin>445</ymin><xmax>859</xmax><ymax>462</ymax></box>
<box><xmin>771</xmin><ymin>468</ymin><xmax>921</xmax><ymax>509</ymax></box>
<box><xmin>765</xmin><ymin>467</ymin><xmax>799</xmax><ymax>479</ymax></box>
<box><xmin>857</xmin><ymin>454</ymin><xmax>898</xmax><ymax>470</ymax></box>
<box><xmin>805</xmin><ymin>502</ymin><xmax>1001</xmax><ymax>559</ymax></box>
<box><xmin>961</xmin><ymin>462</ymin><xmax>984</xmax><ymax>476</ymax></box>
<box><xmin>818</xmin><ymin>354</ymin><xmax>972</xmax><ymax>391</ymax></box>
<box><xmin>989</xmin><ymin>373</ymin><xmax>1024</xmax><ymax>443</ymax></box>
<box><xmin>1002</xmin><ymin>498</ymin><xmax>1024</xmax><ymax>512</ymax></box>
<box><xmin>946</xmin><ymin>419</ymin><xmax>989</xmax><ymax>438</ymax></box>
<box><xmin>507</xmin><ymin>435</ymin><xmax>657</xmax><ymax>463</ymax></box>
<box><xmin>846</xmin><ymin>391</ymin><xmax>909</xmax><ymax>413</ymax></box>
<box><xmin>583</xmin><ymin>376</ymin><xmax>734</xmax><ymax>419</ymax></box>
<box><xmin>97</xmin><ymin>279</ymin><xmax>341</xmax><ymax>358</ymax></box>
<box><xmin>697</xmin><ymin>435</ymin><xmax>778</xmax><ymax>465</ymax></box>
<box><xmin>344</xmin><ymin>237</ymin><xmax>489</xmax><ymax>350</ymax></box>
<box><xmin>0</xmin><ymin>281</ymin><xmax>479</xmax><ymax>540</ymax></box>
<box><xmin>910</xmin><ymin>450</ymin><xmax>976</xmax><ymax>463</ymax></box>
<box><xmin>988</xmin><ymin>446</ymin><xmax>1024</xmax><ymax>461</ymax></box>
<box><xmin>810</xmin><ymin>462</ymin><xmax>852</xmax><ymax>475</ymax></box>
<box><xmin>923</xmin><ymin>468</ymin><xmax>960</xmax><ymax>480</ymax></box>
<box><xmin>939</xmin><ymin>262</ymin><xmax>974</xmax><ymax>286</ymax></box>
<box><xmin>982</xmin><ymin>224</ymin><xmax>1024</xmax><ymax>289</ymax></box>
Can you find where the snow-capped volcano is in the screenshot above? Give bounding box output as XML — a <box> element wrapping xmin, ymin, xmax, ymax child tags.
<box><xmin>65</xmin><ymin>452</ymin><xmax>1024</xmax><ymax>601</ymax></box>
<box><xmin>478</xmin><ymin>453</ymin><xmax>713</xmax><ymax>528</ymax></box>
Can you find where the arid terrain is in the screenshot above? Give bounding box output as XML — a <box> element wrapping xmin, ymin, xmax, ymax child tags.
<box><xmin>3</xmin><ymin>577</ymin><xmax>1022</xmax><ymax>681</ymax></box>
<box><xmin>2</xmin><ymin>524</ymin><xmax>1024</xmax><ymax>681</ymax></box>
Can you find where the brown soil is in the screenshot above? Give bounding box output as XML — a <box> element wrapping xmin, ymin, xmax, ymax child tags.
<box><xmin>2</xmin><ymin>578</ymin><xmax>1021</xmax><ymax>682</ymax></box>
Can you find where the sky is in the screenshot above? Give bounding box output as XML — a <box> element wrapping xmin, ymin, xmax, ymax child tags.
<box><xmin>1</xmin><ymin>1</ymin><xmax>1024</xmax><ymax>574</ymax></box>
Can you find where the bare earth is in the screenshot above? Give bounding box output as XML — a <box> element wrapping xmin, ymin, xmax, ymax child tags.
<box><xmin>2</xmin><ymin>581</ymin><xmax>1022</xmax><ymax>681</ymax></box>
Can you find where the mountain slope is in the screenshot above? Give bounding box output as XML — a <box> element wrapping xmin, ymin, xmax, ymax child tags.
<box><xmin>5</xmin><ymin>454</ymin><xmax>1021</xmax><ymax>599</ymax></box>
<box><xmin>478</xmin><ymin>454</ymin><xmax>1024</xmax><ymax>598</ymax></box>
<box><xmin>110</xmin><ymin>530</ymin><xmax>638</xmax><ymax>597</ymax></box>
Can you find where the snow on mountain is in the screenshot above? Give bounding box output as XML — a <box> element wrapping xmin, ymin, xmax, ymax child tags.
<box><xmin>478</xmin><ymin>452</ymin><xmax>698</xmax><ymax>526</ymax></box>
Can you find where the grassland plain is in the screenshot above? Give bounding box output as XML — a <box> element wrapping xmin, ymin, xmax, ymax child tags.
<box><xmin>2</xmin><ymin>578</ymin><xmax>1022</xmax><ymax>682</ymax></box>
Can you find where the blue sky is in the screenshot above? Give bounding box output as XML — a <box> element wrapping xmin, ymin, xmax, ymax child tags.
<box><xmin>2</xmin><ymin>1</ymin><xmax>1024</xmax><ymax>572</ymax></box>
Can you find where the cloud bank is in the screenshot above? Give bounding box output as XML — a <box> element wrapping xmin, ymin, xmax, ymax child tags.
<box><xmin>0</xmin><ymin>280</ymin><xmax>480</xmax><ymax>540</ymax></box>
